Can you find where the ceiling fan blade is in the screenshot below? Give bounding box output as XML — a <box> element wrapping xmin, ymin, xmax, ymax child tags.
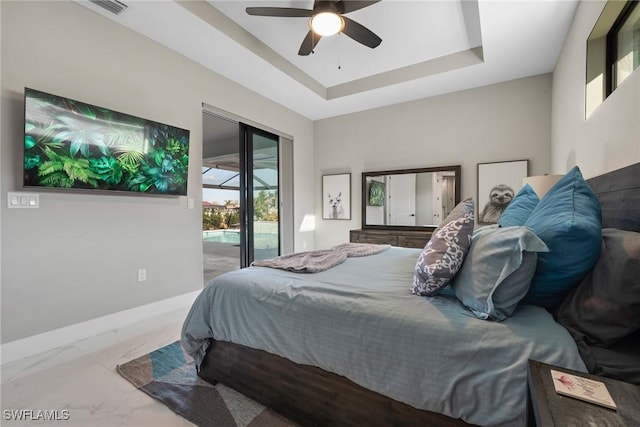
<box><xmin>298</xmin><ymin>30</ymin><xmax>321</xmax><ymax>56</ymax></box>
<box><xmin>246</xmin><ymin>7</ymin><xmax>313</xmax><ymax>17</ymax></box>
<box><xmin>341</xmin><ymin>0</ymin><xmax>381</xmax><ymax>14</ymax></box>
<box><xmin>341</xmin><ymin>16</ymin><xmax>381</xmax><ymax>49</ymax></box>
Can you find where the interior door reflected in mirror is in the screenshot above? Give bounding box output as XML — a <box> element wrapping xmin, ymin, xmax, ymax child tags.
<box><xmin>362</xmin><ymin>166</ymin><xmax>461</xmax><ymax>230</ymax></box>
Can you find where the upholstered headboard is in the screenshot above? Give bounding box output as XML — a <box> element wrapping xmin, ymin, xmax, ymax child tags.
<box><xmin>587</xmin><ymin>162</ymin><xmax>640</xmax><ymax>232</ymax></box>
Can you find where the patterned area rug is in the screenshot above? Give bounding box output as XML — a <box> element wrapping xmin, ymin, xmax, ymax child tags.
<box><xmin>117</xmin><ymin>341</ymin><xmax>298</xmax><ymax>427</ymax></box>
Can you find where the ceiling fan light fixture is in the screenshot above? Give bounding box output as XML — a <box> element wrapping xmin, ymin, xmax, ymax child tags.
<box><xmin>310</xmin><ymin>12</ymin><xmax>344</xmax><ymax>36</ymax></box>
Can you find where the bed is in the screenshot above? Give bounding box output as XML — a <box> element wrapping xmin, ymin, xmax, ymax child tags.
<box><xmin>181</xmin><ymin>163</ymin><xmax>640</xmax><ymax>427</ymax></box>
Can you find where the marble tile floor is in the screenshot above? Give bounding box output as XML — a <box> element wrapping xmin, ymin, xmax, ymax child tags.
<box><xmin>1</xmin><ymin>305</ymin><xmax>196</xmax><ymax>427</ymax></box>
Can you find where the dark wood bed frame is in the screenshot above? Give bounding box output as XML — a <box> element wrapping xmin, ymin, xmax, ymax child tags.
<box><xmin>198</xmin><ymin>163</ymin><xmax>640</xmax><ymax>427</ymax></box>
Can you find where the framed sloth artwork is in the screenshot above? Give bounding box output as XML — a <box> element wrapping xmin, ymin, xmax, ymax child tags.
<box><xmin>477</xmin><ymin>160</ymin><xmax>528</xmax><ymax>224</ymax></box>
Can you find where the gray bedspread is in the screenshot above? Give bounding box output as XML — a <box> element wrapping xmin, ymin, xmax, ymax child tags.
<box><xmin>181</xmin><ymin>247</ymin><xmax>586</xmax><ymax>427</ymax></box>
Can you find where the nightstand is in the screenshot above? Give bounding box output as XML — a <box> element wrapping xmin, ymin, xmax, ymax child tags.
<box><xmin>526</xmin><ymin>360</ymin><xmax>640</xmax><ymax>426</ymax></box>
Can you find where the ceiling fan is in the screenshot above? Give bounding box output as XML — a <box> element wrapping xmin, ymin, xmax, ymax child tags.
<box><xmin>246</xmin><ymin>1</ymin><xmax>382</xmax><ymax>56</ymax></box>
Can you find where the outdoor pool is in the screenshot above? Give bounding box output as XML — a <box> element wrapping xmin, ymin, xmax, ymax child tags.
<box><xmin>203</xmin><ymin>229</ymin><xmax>278</xmax><ymax>249</ymax></box>
<box><xmin>203</xmin><ymin>229</ymin><xmax>241</xmax><ymax>244</ymax></box>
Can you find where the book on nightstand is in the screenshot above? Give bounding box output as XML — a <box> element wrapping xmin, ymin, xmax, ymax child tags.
<box><xmin>550</xmin><ymin>369</ymin><xmax>617</xmax><ymax>410</ymax></box>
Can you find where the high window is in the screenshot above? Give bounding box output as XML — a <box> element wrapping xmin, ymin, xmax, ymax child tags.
<box><xmin>609</xmin><ymin>1</ymin><xmax>640</xmax><ymax>91</ymax></box>
<box><xmin>586</xmin><ymin>0</ymin><xmax>639</xmax><ymax>117</ymax></box>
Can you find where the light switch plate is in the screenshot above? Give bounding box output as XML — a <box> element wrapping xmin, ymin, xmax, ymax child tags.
<box><xmin>7</xmin><ymin>192</ymin><xmax>39</xmax><ymax>208</ymax></box>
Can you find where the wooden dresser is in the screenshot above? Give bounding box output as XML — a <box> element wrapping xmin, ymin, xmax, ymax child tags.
<box><xmin>350</xmin><ymin>229</ymin><xmax>432</xmax><ymax>249</ymax></box>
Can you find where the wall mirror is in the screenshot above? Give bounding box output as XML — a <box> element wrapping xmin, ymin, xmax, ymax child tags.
<box><xmin>362</xmin><ymin>165</ymin><xmax>461</xmax><ymax>230</ymax></box>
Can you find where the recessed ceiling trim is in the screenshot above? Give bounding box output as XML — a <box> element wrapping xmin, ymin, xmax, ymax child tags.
<box><xmin>178</xmin><ymin>0</ymin><xmax>327</xmax><ymax>98</ymax></box>
<box><xmin>70</xmin><ymin>0</ymin><xmax>579</xmax><ymax>120</ymax></box>
<box><xmin>327</xmin><ymin>46</ymin><xmax>484</xmax><ymax>100</ymax></box>
<box><xmin>184</xmin><ymin>1</ymin><xmax>486</xmax><ymax>102</ymax></box>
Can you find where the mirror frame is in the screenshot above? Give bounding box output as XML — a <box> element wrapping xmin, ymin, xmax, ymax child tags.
<box><xmin>361</xmin><ymin>165</ymin><xmax>461</xmax><ymax>231</ymax></box>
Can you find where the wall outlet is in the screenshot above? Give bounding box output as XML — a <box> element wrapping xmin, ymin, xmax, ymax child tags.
<box><xmin>137</xmin><ymin>268</ymin><xmax>147</xmax><ymax>282</ymax></box>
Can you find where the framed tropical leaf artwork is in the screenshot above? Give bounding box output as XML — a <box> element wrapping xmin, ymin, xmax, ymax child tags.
<box><xmin>23</xmin><ymin>88</ymin><xmax>190</xmax><ymax>195</ymax></box>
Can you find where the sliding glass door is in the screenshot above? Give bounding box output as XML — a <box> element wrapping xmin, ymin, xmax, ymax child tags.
<box><xmin>202</xmin><ymin>109</ymin><xmax>290</xmax><ymax>281</ymax></box>
<box><xmin>240</xmin><ymin>125</ymin><xmax>280</xmax><ymax>266</ymax></box>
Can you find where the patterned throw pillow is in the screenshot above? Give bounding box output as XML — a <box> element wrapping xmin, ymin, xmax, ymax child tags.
<box><xmin>412</xmin><ymin>198</ymin><xmax>475</xmax><ymax>296</ymax></box>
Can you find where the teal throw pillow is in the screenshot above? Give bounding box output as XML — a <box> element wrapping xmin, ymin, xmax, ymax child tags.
<box><xmin>498</xmin><ymin>183</ymin><xmax>539</xmax><ymax>227</ymax></box>
<box><xmin>523</xmin><ymin>166</ymin><xmax>602</xmax><ymax>308</ymax></box>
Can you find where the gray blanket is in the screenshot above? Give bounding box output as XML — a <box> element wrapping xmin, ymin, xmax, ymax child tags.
<box><xmin>251</xmin><ymin>242</ymin><xmax>390</xmax><ymax>273</ymax></box>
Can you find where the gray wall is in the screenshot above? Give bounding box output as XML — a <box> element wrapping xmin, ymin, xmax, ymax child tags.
<box><xmin>314</xmin><ymin>75</ymin><xmax>554</xmax><ymax>249</ymax></box>
<box><xmin>5</xmin><ymin>0</ymin><xmax>637</xmax><ymax>344</ymax></box>
<box><xmin>0</xmin><ymin>1</ymin><xmax>314</xmax><ymax>343</ymax></box>
<box><xmin>552</xmin><ymin>0</ymin><xmax>640</xmax><ymax>177</ymax></box>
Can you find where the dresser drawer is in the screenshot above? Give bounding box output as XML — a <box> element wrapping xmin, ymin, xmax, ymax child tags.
<box><xmin>397</xmin><ymin>234</ymin><xmax>430</xmax><ymax>248</ymax></box>
<box><xmin>350</xmin><ymin>231</ymin><xmax>398</xmax><ymax>245</ymax></box>
<box><xmin>350</xmin><ymin>230</ymin><xmax>432</xmax><ymax>248</ymax></box>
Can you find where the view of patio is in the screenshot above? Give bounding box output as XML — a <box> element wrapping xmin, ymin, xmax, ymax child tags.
<box><xmin>203</xmin><ymin>239</ymin><xmax>240</xmax><ymax>284</ymax></box>
<box><xmin>202</xmin><ymin>221</ymin><xmax>279</xmax><ymax>284</ymax></box>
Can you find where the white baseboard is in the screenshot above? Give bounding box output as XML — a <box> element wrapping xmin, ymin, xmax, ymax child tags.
<box><xmin>1</xmin><ymin>290</ymin><xmax>200</xmax><ymax>365</ymax></box>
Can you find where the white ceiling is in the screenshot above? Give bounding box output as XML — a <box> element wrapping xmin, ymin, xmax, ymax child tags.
<box><xmin>75</xmin><ymin>0</ymin><xmax>579</xmax><ymax>120</ymax></box>
<box><xmin>212</xmin><ymin>0</ymin><xmax>483</xmax><ymax>87</ymax></box>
